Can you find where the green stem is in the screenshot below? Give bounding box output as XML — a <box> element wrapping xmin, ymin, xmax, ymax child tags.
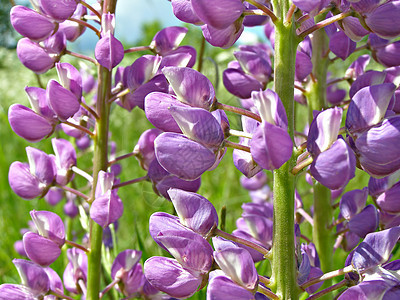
<box><xmin>86</xmin><ymin>1</ymin><xmax>117</xmax><ymax>297</ymax></box>
<box><xmin>307</xmin><ymin>16</ymin><xmax>335</xmax><ymax>299</ymax></box>
<box><xmin>269</xmin><ymin>10</ymin><xmax>299</xmax><ymax>299</ymax></box>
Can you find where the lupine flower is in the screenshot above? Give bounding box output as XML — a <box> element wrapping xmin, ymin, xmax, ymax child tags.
<box><xmin>51</xmin><ymin>138</ymin><xmax>76</xmax><ymax>186</ymax></box>
<box><xmin>249</xmin><ymin>89</ymin><xmax>293</xmax><ymax>171</ymax></box>
<box><xmin>23</xmin><ymin>210</ymin><xmax>65</xmax><ymax>266</ymax></box>
<box><xmin>329</xmin><ymin>30</ymin><xmax>356</xmax><ymax>61</ymax></box>
<box><xmin>111</xmin><ymin>249</ymin><xmax>145</xmax><ymax>298</ymax></box>
<box><xmin>365</xmin><ymin>1</ymin><xmax>400</xmax><ymax>39</ymax></box>
<box><xmin>0</xmin><ymin>259</ymin><xmax>52</xmax><ymax>299</ymax></box>
<box><xmin>63</xmin><ymin>248</ymin><xmax>88</xmax><ymax>295</ymax></box>
<box><xmin>9</xmin><ymin>147</ymin><xmax>55</xmax><ymax>199</ymax></box>
<box><xmin>150</xmin><ymin>26</ymin><xmax>188</xmax><ymax>55</ymax></box>
<box><xmin>39</xmin><ymin>0</ymin><xmax>79</xmax><ymax>22</ymax></box>
<box><xmin>58</xmin><ymin>4</ymin><xmax>87</xmax><ymax>42</ymax></box>
<box><xmin>46</xmin><ymin>79</ymin><xmax>81</xmax><ymax>121</ymax></box>
<box><xmin>345</xmin><ymin>54</ymin><xmax>371</xmax><ymax>80</ymax></box>
<box><xmin>339</xmin><ymin>227</ymin><xmax>400</xmax><ymax>299</ymax></box>
<box><xmin>90</xmin><ymin>171</ymin><xmax>123</xmax><ymax>228</ymax></box>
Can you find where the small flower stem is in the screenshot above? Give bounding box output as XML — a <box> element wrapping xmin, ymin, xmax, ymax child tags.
<box><xmin>307</xmin><ymin>279</ymin><xmax>349</xmax><ymax>300</ymax></box>
<box><xmin>63</xmin><ymin>120</ymin><xmax>95</xmax><ymax>137</ymax></box>
<box><xmin>259</xmin><ymin>275</ymin><xmax>271</xmax><ymax>287</ymax></box>
<box><xmin>333</xmin><ymin>234</ymin><xmax>344</xmax><ymax>254</ymax></box>
<box><xmin>108</xmin><ymin>152</ymin><xmax>135</xmax><ymax>166</ymax></box>
<box><xmin>301</xmin><ymin>234</ymin><xmax>312</xmax><ymax>243</ymax></box>
<box><xmin>257</xmin><ymin>285</ymin><xmax>279</xmax><ymax>300</ymax></box>
<box><xmin>215</xmin><ymin>102</ymin><xmax>261</xmax><ymax>123</ymax></box>
<box><xmin>299</xmin><ymin>11</ymin><xmax>354</xmax><ymax>39</ymax></box>
<box><xmin>65</xmin><ymin>50</ymin><xmax>98</xmax><ymax>65</ymax></box>
<box><xmin>301</xmin><ymin>266</ymin><xmax>353</xmax><ymax>289</ymax></box>
<box><xmin>80</xmin><ymin>1</ymin><xmax>102</xmax><ymax>21</ymax></box>
<box><xmin>99</xmin><ymin>278</ymin><xmax>120</xmax><ymax>299</ymax></box>
<box><xmin>60</xmin><ymin>185</ymin><xmax>90</xmax><ymax>201</ymax></box>
<box><xmin>328</xmin><ymin>217</ymin><xmax>345</xmax><ymax>229</ymax></box>
<box><xmin>72</xmin><ymin>166</ymin><xmax>94</xmax><ymax>183</ymax></box>
<box><xmin>228</xmin><ymin>129</ymin><xmax>253</xmax><ymax>139</ymax></box>
<box><xmin>112</xmin><ymin>175</ymin><xmax>149</xmax><ymax>189</ymax></box>
<box><xmin>81</xmin><ymin>102</ymin><xmax>100</xmax><ymax>120</ymax></box>
<box><xmin>295</xmin><ymin>84</ymin><xmax>307</xmax><ymax>93</ymax></box>
<box><xmin>68</xmin><ymin>18</ymin><xmax>101</xmax><ymax>37</ymax></box>
<box><xmin>297</xmin><ymin>208</ymin><xmax>314</xmax><ymax>226</ymax></box>
<box><xmin>124</xmin><ymin>46</ymin><xmax>152</xmax><ymax>54</ymax></box>
<box><xmin>65</xmin><ymin>239</ymin><xmax>90</xmax><ymax>253</ymax></box>
<box><xmin>327</xmin><ymin>77</ymin><xmax>348</xmax><ymax>86</ymax></box>
<box><xmin>109</xmin><ymin>88</ymin><xmax>131</xmax><ymax>103</ymax></box>
<box><xmin>49</xmin><ymin>290</ymin><xmax>75</xmax><ymax>300</ymax></box>
<box><xmin>291</xmin><ymin>156</ymin><xmax>313</xmax><ymax>175</ymax></box>
<box><xmin>35</xmin><ymin>73</ymin><xmax>44</xmax><ymax>89</ymax></box>
<box><xmin>246</xmin><ymin>0</ymin><xmax>278</xmax><ymax>23</ymax></box>
<box><xmin>243</xmin><ymin>9</ymin><xmax>268</xmax><ymax>16</ymax></box>
<box><xmin>224</xmin><ymin>140</ymin><xmax>251</xmax><ymax>153</ymax></box>
<box><xmin>197</xmin><ymin>35</ymin><xmax>206</xmax><ymax>73</ymax></box>
<box><xmin>335</xmin><ymin>228</ymin><xmax>349</xmax><ymax>236</ymax></box>
<box><xmin>285</xmin><ymin>4</ymin><xmax>296</xmax><ymax>24</ymax></box>
<box><xmin>220</xmin><ymin>206</ymin><xmax>226</xmax><ymax>232</ymax></box>
<box><xmin>214</xmin><ymin>228</ymin><xmax>269</xmax><ymax>257</ymax></box>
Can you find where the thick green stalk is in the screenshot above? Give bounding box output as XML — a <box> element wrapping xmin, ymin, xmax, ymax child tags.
<box><xmin>270</xmin><ymin>10</ymin><xmax>299</xmax><ymax>299</ymax></box>
<box><xmin>307</xmin><ymin>15</ymin><xmax>334</xmax><ymax>299</ymax></box>
<box><xmin>86</xmin><ymin>2</ymin><xmax>117</xmax><ymax>299</ymax></box>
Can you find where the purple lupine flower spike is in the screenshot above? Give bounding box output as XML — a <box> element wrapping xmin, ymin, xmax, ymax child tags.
<box><xmin>167</xmin><ymin>189</ymin><xmax>218</xmax><ymax>236</ymax></box>
<box><xmin>90</xmin><ymin>171</ymin><xmax>123</xmax><ymax>228</ymax></box>
<box><xmin>10</xmin><ymin>6</ymin><xmax>55</xmax><ymax>42</ymax></box>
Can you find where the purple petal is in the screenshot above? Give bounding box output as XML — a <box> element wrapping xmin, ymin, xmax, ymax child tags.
<box><xmin>13</xmin><ymin>259</ymin><xmax>50</xmax><ymax>296</ymax></box>
<box><xmin>223</xmin><ymin>68</ymin><xmax>263</xmax><ymax>99</ymax></box>
<box><xmin>345</xmin><ymin>54</ymin><xmax>371</xmax><ymax>80</ymax></box>
<box><xmin>192</xmin><ymin>0</ymin><xmax>244</xmax><ymax>29</ymax></box>
<box><xmin>111</xmin><ymin>249</ymin><xmax>142</xmax><ymax>280</ymax></box>
<box><xmin>348</xmin><ymin>205</ymin><xmax>379</xmax><ymax>238</ymax></box>
<box><xmin>339</xmin><ymin>188</ymin><xmax>369</xmax><ymax>220</ymax></box>
<box><xmin>51</xmin><ymin>138</ymin><xmax>76</xmax><ymax>186</ymax></box>
<box><xmin>56</xmin><ymin>62</ymin><xmax>82</xmax><ymax>100</ymax></box>
<box><xmin>156</xmin><ymin>230</ymin><xmax>213</xmax><ymax>272</ymax></box>
<box><xmin>346</xmin><ymin>83</ymin><xmax>396</xmax><ymax>133</ymax></box>
<box><xmin>46</xmin><ymin>80</ymin><xmax>81</xmax><ymax>121</ymax></box>
<box><xmin>171</xmin><ymin>0</ymin><xmax>202</xmax><ymax>24</ymax></box>
<box><xmin>95</xmin><ymin>32</ymin><xmax>124</xmax><ymax>70</ymax></box>
<box><xmin>213</xmin><ymin>247</ymin><xmax>258</xmax><ymax>290</ymax></box>
<box><xmin>310</xmin><ymin>138</ymin><xmax>356</xmax><ymax>190</ymax></box>
<box><xmin>329</xmin><ymin>31</ymin><xmax>356</xmax><ymax>61</ymax></box>
<box><xmin>151</xmin><ymin>26</ymin><xmax>188</xmax><ymax>55</ymax></box>
<box><xmin>340</xmin><ymin>16</ymin><xmax>369</xmax><ymax>42</ymax></box>
<box><xmin>144</xmin><ymin>92</ymin><xmax>186</xmax><ymax>133</ymax></box>
<box><xmin>144</xmin><ymin>257</ymin><xmax>202</xmax><ymax>298</ymax></box>
<box><xmin>39</xmin><ymin>0</ymin><xmax>78</xmax><ymax>22</ymax></box>
<box><xmin>30</xmin><ymin>210</ymin><xmax>65</xmax><ymax>247</ymax></box>
<box><xmin>202</xmin><ymin>22</ymin><xmax>244</xmax><ymax>49</ymax></box>
<box><xmin>10</xmin><ymin>6</ymin><xmax>55</xmax><ymax>41</ymax></box>
<box><xmin>90</xmin><ymin>191</ymin><xmax>123</xmax><ymax>228</ymax></box>
<box><xmin>168</xmin><ymin>189</ymin><xmax>218</xmax><ymax>235</ymax></box>
<box><xmin>23</xmin><ymin>232</ymin><xmax>61</xmax><ymax>266</ymax></box>
<box><xmin>16</xmin><ymin>38</ymin><xmax>56</xmax><ymax>74</ymax></box>
<box><xmin>125</xmin><ymin>55</ymin><xmax>161</xmax><ymax>90</ymax></box>
<box><xmin>352</xmin><ymin>226</ymin><xmax>400</xmax><ymax>272</ymax></box>
<box><xmin>250</xmin><ymin>122</ymin><xmax>293</xmax><ymax>170</ymax></box>
<box><xmin>25</xmin><ymin>86</ymin><xmax>54</xmax><ymax>120</ymax></box>
<box><xmin>154</xmin><ymin>132</ymin><xmax>216</xmax><ymax>180</ymax></box>
<box><xmin>25</xmin><ymin>147</ymin><xmax>54</xmax><ymax>186</ymax></box>
<box><xmin>155</xmin><ymin>175</ymin><xmax>201</xmax><ymax>199</ymax></box>
<box><xmin>376</xmin><ymin>41</ymin><xmax>400</xmax><ymax>68</ymax></box>
<box><xmin>251</xmin><ymin>89</ymin><xmax>288</xmax><ymax>129</ymax></box>
<box><xmin>366</xmin><ymin>1</ymin><xmax>400</xmax><ymax>39</ymax></box>
<box><xmin>8</xmin><ymin>162</ymin><xmax>44</xmax><ymax>199</ymax></box>
<box><xmin>305</xmin><ymin>267</ymin><xmax>324</xmax><ymax>294</ymax></box>
<box><xmin>295</xmin><ymin>51</ymin><xmax>313</xmax><ymax>81</ymax></box>
<box><xmin>0</xmin><ymin>284</ymin><xmax>36</xmax><ymax>300</ymax></box>
<box><xmin>307</xmin><ymin>107</ymin><xmax>343</xmax><ymax>156</ymax></box>
<box><xmin>234</xmin><ymin>50</ymin><xmax>272</xmax><ymax>83</ymax></box>
<box><xmin>349</xmin><ymin>70</ymin><xmax>386</xmax><ymax>99</ymax></box>
<box><xmin>168</xmin><ymin>106</ymin><xmax>224</xmax><ymax>148</ymax></box>
<box><xmin>356</xmin><ymin>116</ymin><xmax>400</xmax><ymax>177</ymax></box>
<box><xmin>376</xmin><ymin>181</ymin><xmax>400</xmax><ymax>213</ymax></box>
<box><xmin>133</xmin><ymin>128</ymin><xmax>162</xmax><ymax>170</ymax></box>
<box><xmin>162</xmin><ymin>45</ymin><xmax>197</xmax><ymax>68</ymax></box>
<box><xmin>162</xmin><ymin>66</ymin><xmax>215</xmax><ymax>109</ymax></box>
<box><xmin>207</xmin><ymin>271</ymin><xmax>255</xmax><ymax>300</ymax></box>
